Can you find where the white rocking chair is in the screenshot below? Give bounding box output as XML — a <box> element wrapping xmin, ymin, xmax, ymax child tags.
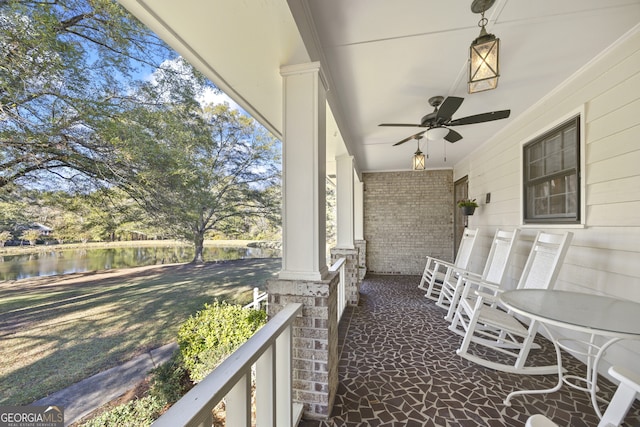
<box><xmin>526</xmin><ymin>365</ymin><xmax>640</xmax><ymax>427</ymax></box>
<box><xmin>419</xmin><ymin>227</ymin><xmax>479</xmax><ymax>301</ymax></box>
<box><xmin>436</xmin><ymin>228</ymin><xmax>520</xmax><ymax>322</ymax></box>
<box><xmin>453</xmin><ymin>231</ymin><xmax>573</xmax><ymax>375</ymax></box>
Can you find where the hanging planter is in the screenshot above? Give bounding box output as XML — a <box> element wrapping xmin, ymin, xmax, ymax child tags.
<box><xmin>462</xmin><ymin>205</ymin><xmax>476</xmax><ymax>216</ymax></box>
<box><xmin>457</xmin><ymin>199</ymin><xmax>479</xmax><ymax>216</ymax></box>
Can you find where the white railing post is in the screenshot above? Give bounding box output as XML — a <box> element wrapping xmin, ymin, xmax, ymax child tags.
<box><xmin>256</xmin><ymin>345</ymin><xmax>275</xmax><ymax>427</ymax></box>
<box><xmin>253</xmin><ymin>287</ymin><xmax>260</xmax><ymax>309</ymax></box>
<box><xmin>338</xmin><ymin>260</ymin><xmax>346</xmax><ymax>321</ymax></box>
<box><xmin>225</xmin><ymin>372</ymin><xmax>251</xmax><ymax>427</ymax></box>
<box><xmin>275</xmin><ymin>325</ymin><xmax>292</xmax><ymax>426</ymax></box>
<box><xmin>329</xmin><ymin>257</ymin><xmax>347</xmax><ymax>322</ymax></box>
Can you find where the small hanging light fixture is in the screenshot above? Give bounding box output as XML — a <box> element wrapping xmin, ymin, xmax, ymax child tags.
<box><xmin>412</xmin><ymin>137</ymin><xmax>425</xmax><ymax>171</ymax></box>
<box><xmin>468</xmin><ymin>0</ymin><xmax>499</xmax><ymax>94</ymax></box>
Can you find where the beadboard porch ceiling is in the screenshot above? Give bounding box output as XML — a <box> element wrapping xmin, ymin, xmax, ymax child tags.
<box><xmin>117</xmin><ymin>0</ymin><xmax>640</xmax><ymax>174</ymax></box>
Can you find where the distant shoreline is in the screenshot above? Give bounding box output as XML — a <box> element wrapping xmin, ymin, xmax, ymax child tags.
<box><xmin>0</xmin><ymin>239</ymin><xmax>267</xmax><ymax>256</ymax></box>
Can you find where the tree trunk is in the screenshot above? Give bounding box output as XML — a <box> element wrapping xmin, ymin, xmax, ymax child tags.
<box><xmin>192</xmin><ymin>233</ymin><xmax>205</xmax><ymax>264</ymax></box>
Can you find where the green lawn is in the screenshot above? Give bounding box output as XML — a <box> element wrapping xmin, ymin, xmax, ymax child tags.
<box><xmin>0</xmin><ymin>258</ymin><xmax>280</xmax><ymax>405</ymax></box>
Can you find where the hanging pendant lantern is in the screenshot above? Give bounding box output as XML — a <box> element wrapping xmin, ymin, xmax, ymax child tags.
<box><xmin>468</xmin><ymin>0</ymin><xmax>500</xmax><ymax>94</ymax></box>
<box><xmin>412</xmin><ymin>137</ymin><xmax>425</xmax><ymax>170</ymax></box>
<box><xmin>412</xmin><ymin>149</ymin><xmax>425</xmax><ymax>170</ymax></box>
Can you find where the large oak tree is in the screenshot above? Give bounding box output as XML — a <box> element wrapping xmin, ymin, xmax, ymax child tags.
<box><xmin>0</xmin><ymin>0</ymin><xmax>179</xmax><ymax>190</ymax></box>
<box><xmin>112</xmin><ymin>97</ymin><xmax>280</xmax><ymax>263</ymax></box>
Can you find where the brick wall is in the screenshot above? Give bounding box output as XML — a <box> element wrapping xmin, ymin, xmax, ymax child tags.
<box><xmin>363</xmin><ymin>170</ymin><xmax>453</xmax><ymax>275</ymax></box>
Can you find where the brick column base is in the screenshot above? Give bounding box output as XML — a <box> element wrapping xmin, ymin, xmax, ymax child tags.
<box><xmin>330</xmin><ymin>248</ymin><xmax>360</xmax><ymax>305</ymax></box>
<box><xmin>266</xmin><ymin>271</ymin><xmax>339</xmax><ymax>420</ymax></box>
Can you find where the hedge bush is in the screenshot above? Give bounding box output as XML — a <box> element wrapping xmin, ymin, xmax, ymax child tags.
<box><xmin>178</xmin><ymin>300</ymin><xmax>267</xmax><ymax>382</ymax></box>
<box><xmin>149</xmin><ymin>351</ymin><xmax>192</xmax><ymax>405</ymax></box>
<box><xmin>80</xmin><ymin>396</ymin><xmax>165</xmax><ymax>427</ymax></box>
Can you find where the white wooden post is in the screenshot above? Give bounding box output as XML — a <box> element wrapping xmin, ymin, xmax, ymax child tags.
<box><xmin>256</xmin><ymin>345</ymin><xmax>275</xmax><ymax>427</ymax></box>
<box><xmin>275</xmin><ymin>326</ymin><xmax>292</xmax><ymax>426</ymax></box>
<box><xmin>225</xmin><ymin>373</ymin><xmax>251</xmax><ymax>427</ymax></box>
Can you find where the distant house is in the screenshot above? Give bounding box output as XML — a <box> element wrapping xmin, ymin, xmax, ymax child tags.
<box><xmin>32</xmin><ymin>223</ymin><xmax>53</xmax><ymax>236</ymax></box>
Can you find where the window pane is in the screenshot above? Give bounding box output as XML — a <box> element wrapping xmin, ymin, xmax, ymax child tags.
<box><xmin>567</xmin><ymin>192</ymin><xmax>577</xmax><ymax>214</ymax></box>
<box><xmin>534</xmin><ymin>181</ymin><xmax>549</xmax><ymax>197</ymax></box>
<box><xmin>563</xmin><ymin>145</ymin><xmax>576</xmax><ymax>169</ymax></box>
<box><xmin>567</xmin><ymin>174</ymin><xmax>577</xmax><ymax>193</ymax></box>
<box><xmin>529</xmin><ymin>159</ymin><xmax>544</xmax><ymax>179</ymax></box>
<box><xmin>529</xmin><ymin>142</ymin><xmax>544</xmax><ymax>161</ymax></box>
<box><xmin>550</xmin><ymin>176</ymin><xmax>564</xmax><ymax>195</ymax></box>
<box><xmin>564</xmin><ymin>126</ymin><xmax>576</xmax><ymax>146</ymax></box>
<box><xmin>550</xmin><ymin>194</ymin><xmax>565</xmax><ymax>214</ymax></box>
<box><xmin>545</xmin><ymin>135</ymin><xmax>562</xmax><ymax>174</ymax></box>
<box><xmin>534</xmin><ymin>197</ymin><xmax>548</xmax><ymax>216</ymax></box>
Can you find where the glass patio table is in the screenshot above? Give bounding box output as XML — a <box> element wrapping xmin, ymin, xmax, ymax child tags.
<box><xmin>499</xmin><ymin>289</ymin><xmax>640</xmax><ymax>419</ymax></box>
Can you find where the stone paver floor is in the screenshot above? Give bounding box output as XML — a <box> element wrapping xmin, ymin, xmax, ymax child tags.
<box><xmin>299</xmin><ymin>274</ymin><xmax>640</xmax><ymax>427</ymax></box>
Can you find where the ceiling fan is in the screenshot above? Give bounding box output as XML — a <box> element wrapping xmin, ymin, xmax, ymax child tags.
<box><xmin>379</xmin><ymin>95</ymin><xmax>510</xmax><ymax>146</ymax></box>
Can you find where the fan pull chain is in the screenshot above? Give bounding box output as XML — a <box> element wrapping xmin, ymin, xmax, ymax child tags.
<box><xmin>443</xmin><ymin>140</ymin><xmax>447</xmax><ymax>162</ymax></box>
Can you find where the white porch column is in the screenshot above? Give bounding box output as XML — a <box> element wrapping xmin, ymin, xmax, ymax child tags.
<box><xmin>354</xmin><ymin>174</ymin><xmax>367</xmax><ymax>282</ymax></box>
<box><xmin>354</xmin><ymin>173</ymin><xmax>364</xmax><ymax>241</ymax></box>
<box><xmin>279</xmin><ymin>62</ymin><xmax>328</xmax><ymax>281</ymax></box>
<box><xmin>330</xmin><ymin>155</ymin><xmax>360</xmax><ymax>305</ymax></box>
<box><xmin>335</xmin><ymin>155</ymin><xmax>355</xmax><ymax>249</ymax></box>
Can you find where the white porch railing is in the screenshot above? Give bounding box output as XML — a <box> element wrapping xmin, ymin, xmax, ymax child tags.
<box><xmin>329</xmin><ymin>257</ymin><xmax>347</xmax><ymax>322</ymax></box>
<box><xmin>152</xmin><ymin>302</ymin><xmax>303</xmax><ymax>427</ymax></box>
<box><xmin>243</xmin><ymin>287</ymin><xmax>268</xmax><ymax>310</ymax></box>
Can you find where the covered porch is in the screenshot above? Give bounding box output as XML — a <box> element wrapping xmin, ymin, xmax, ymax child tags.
<box><xmin>116</xmin><ymin>0</ymin><xmax>640</xmax><ymax>425</ymax></box>
<box><xmin>297</xmin><ymin>274</ymin><xmax>640</xmax><ymax>426</ymax></box>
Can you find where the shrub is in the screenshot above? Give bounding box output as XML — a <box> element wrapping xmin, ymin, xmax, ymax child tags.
<box><xmin>149</xmin><ymin>351</ymin><xmax>192</xmax><ymax>405</ymax></box>
<box><xmin>80</xmin><ymin>396</ymin><xmax>164</xmax><ymax>427</ymax></box>
<box><xmin>178</xmin><ymin>300</ymin><xmax>267</xmax><ymax>382</ymax></box>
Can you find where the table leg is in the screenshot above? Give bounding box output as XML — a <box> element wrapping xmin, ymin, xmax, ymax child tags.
<box><xmin>503</xmin><ymin>323</ymin><xmax>564</xmax><ymax>406</ymax></box>
<box><xmin>590</xmin><ymin>337</ymin><xmax>622</xmax><ymax>419</ymax></box>
<box><xmin>503</xmin><ymin>325</ymin><xmax>623</xmax><ymax>421</ymax></box>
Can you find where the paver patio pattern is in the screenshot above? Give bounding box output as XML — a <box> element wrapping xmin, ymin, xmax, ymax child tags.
<box><xmin>299</xmin><ymin>274</ymin><xmax>640</xmax><ymax>426</ymax></box>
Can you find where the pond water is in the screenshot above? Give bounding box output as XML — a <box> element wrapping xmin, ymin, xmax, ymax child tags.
<box><xmin>0</xmin><ymin>245</ymin><xmax>280</xmax><ymax>281</ymax></box>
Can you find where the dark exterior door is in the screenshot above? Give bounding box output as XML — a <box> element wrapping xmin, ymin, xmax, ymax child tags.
<box><xmin>454</xmin><ymin>176</ymin><xmax>469</xmax><ymax>256</ymax></box>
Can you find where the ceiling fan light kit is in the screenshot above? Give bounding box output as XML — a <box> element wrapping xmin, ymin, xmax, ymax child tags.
<box><xmin>427</xmin><ymin>127</ymin><xmax>449</xmax><ymax>140</ymax></box>
<box><xmin>468</xmin><ymin>0</ymin><xmax>500</xmax><ymax>94</ymax></box>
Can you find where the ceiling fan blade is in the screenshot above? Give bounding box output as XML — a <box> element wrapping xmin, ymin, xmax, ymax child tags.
<box><xmin>448</xmin><ymin>110</ymin><xmax>511</xmax><ymax>126</ymax></box>
<box><xmin>379</xmin><ymin>123</ymin><xmax>422</xmax><ymax>127</ymax></box>
<box><xmin>393</xmin><ymin>130</ymin><xmax>426</xmax><ymax>146</ymax></box>
<box><xmin>435</xmin><ymin>96</ymin><xmax>464</xmax><ymax>123</ymax></box>
<box><xmin>444</xmin><ymin>129</ymin><xmax>463</xmax><ymax>143</ymax></box>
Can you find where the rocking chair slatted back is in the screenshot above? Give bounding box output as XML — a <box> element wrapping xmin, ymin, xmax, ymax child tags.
<box><xmin>482</xmin><ymin>229</ymin><xmax>520</xmax><ymax>285</ymax></box>
<box><xmin>419</xmin><ymin>228</ymin><xmax>479</xmax><ymax>300</ymax></box>
<box><xmin>438</xmin><ymin>228</ymin><xmax>520</xmax><ymax>321</ymax></box>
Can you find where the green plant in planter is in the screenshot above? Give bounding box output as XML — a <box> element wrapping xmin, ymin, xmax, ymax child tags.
<box><xmin>457</xmin><ymin>199</ymin><xmax>478</xmax><ymax>208</ymax></box>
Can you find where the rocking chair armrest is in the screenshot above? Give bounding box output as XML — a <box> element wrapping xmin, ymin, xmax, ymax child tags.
<box><xmin>469</xmin><ymin>280</ymin><xmax>503</xmax><ymax>301</ymax></box>
<box><xmin>425</xmin><ymin>257</ymin><xmax>456</xmax><ymax>271</ymax></box>
<box><xmin>463</xmin><ymin>276</ymin><xmax>500</xmax><ymax>292</ymax></box>
<box><xmin>473</xmin><ymin>288</ymin><xmax>502</xmax><ymax>301</ymax></box>
<box><xmin>457</xmin><ymin>276</ymin><xmax>500</xmax><ymax>302</ymax></box>
<box><xmin>450</xmin><ymin>268</ymin><xmax>482</xmax><ymax>280</ymax></box>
